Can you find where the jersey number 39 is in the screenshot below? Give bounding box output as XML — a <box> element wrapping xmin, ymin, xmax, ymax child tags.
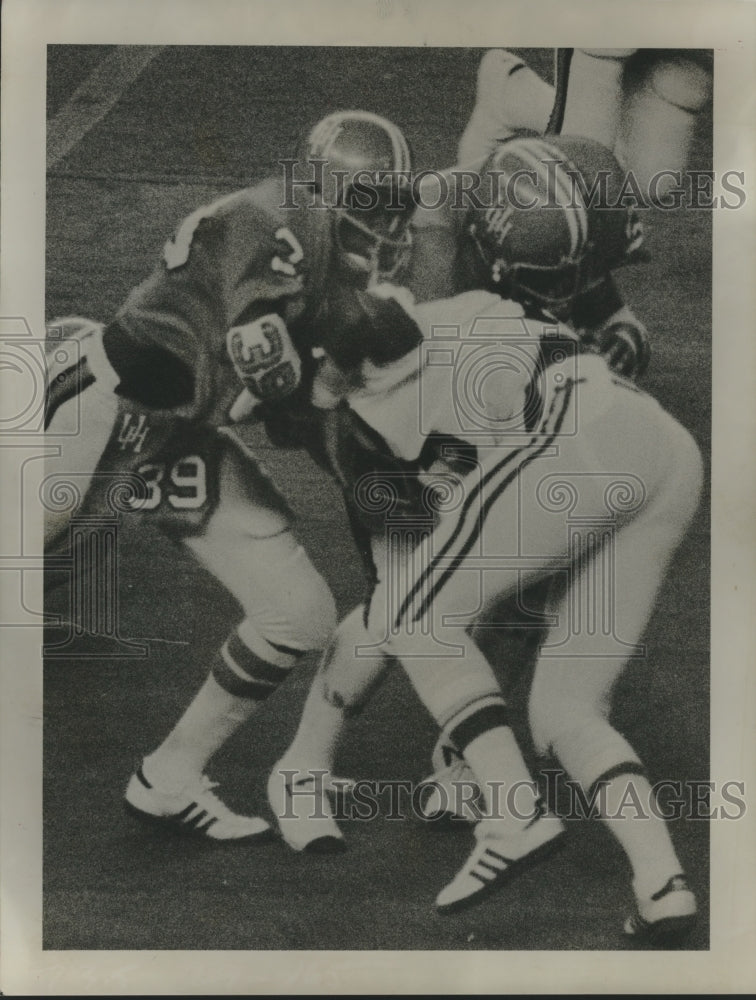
<box><xmin>131</xmin><ymin>455</ymin><xmax>207</xmax><ymax>511</ymax></box>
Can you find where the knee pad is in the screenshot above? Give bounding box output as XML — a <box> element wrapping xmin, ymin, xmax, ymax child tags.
<box><xmin>238</xmin><ymin>540</ymin><xmax>337</xmax><ymax>654</ymax></box>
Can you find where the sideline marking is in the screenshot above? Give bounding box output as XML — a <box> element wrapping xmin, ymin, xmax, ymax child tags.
<box><xmin>47</xmin><ymin>46</ymin><xmax>165</xmax><ymax>170</ymax></box>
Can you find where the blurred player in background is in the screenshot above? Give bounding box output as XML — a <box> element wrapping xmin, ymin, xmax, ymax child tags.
<box><xmin>458</xmin><ymin>47</ymin><xmax>712</xmax><ymax>204</ymax></box>
<box><xmin>44</xmin><ymin>110</ymin><xmax>415</xmax><ymax>841</ymax></box>
<box><xmin>266</xmin><ymin>134</ymin><xmax>701</xmax><ymax>942</ymax></box>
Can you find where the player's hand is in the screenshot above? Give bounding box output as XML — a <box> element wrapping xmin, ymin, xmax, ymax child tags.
<box><xmin>228</xmin><ymin>388</ymin><xmax>260</xmax><ymax>423</ymax></box>
<box><xmin>585</xmin><ymin>306</ymin><xmax>651</xmax><ymax>380</ymax></box>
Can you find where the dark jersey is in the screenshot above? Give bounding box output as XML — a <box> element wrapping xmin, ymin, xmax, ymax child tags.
<box><xmin>102</xmin><ymin>177</ymin><xmax>333</xmax><ymax>426</ymax></box>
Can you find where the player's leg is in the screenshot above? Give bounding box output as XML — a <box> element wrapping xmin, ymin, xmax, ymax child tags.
<box><xmin>266</xmin><ymin>602</ymin><xmax>392</xmax><ymax>851</ymax></box>
<box><xmin>417</xmin><ymin>587</ymin><xmax>548</xmax><ymax>826</ymax></box>
<box><xmin>367</xmin><ymin>531</ymin><xmax>566</xmax><ymax>913</ymax></box>
<box><xmin>367</xmin><ymin>591</ymin><xmax>565</xmax><ymax>913</ymax></box>
<box><xmin>125</xmin><ymin>436</ymin><xmax>337</xmax><ymax>840</ymax></box>
<box><xmin>556</xmin><ymin>49</ymin><xmax>637</xmax><ymax>147</ymax></box>
<box><xmin>457</xmin><ymin>49</ymin><xmax>556</xmax><ymax>165</ymax></box>
<box><xmin>553</xmin><ymin>48</ymin><xmax>712</xmax><ymax>204</ymax></box>
<box><xmin>616</xmin><ymin>51</ymin><xmax>712</xmax><ymax>203</ymax></box>
<box><xmin>371</xmin><ymin>365</ymin><xmax>701</xmax><ymax>909</ymax></box>
<box><xmin>458</xmin><ymin>48</ymin><xmax>634</xmax><ymax>167</ymax></box>
<box><xmin>528</xmin><ymin>434</ymin><xmax>702</xmax><ymax>941</ymax></box>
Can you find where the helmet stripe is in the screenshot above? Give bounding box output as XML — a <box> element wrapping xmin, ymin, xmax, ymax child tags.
<box><xmin>309</xmin><ymin>110</ymin><xmax>410</xmax><ymax>173</ymax></box>
<box><xmin>500</xmin><ymin>137</ymin><xmax>588</xmax><ymax>257</ymax></box>
<box><xmin>534</xmin><ymin>138</ymin><xmax>590</xmax><ymax>253</ymax></box>
<box><xmin>308</xmin><ymin>117</ymin><xmax>343</xmax><ymax>157</ymax></box>
<box><xmin>503</xmin><ymin>139</ymin><xmax>578</xmax><ymax>254</ymax></box>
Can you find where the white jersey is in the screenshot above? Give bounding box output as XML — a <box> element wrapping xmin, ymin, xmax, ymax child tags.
<box><xmin>315</xmin><ymin>286</ymin><xmax>576</xmax><ymax>464</ymax></box>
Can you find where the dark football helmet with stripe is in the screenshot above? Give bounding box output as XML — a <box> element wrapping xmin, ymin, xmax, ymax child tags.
<box><xmin>466</xmin><ymin>134</ymin><xmax>645</xmax><ymax>320</ymax></box>
<box><xmin>301</xmin><ymin>110</ymin><xmax>414</xmax><ymax>280</ymax></box>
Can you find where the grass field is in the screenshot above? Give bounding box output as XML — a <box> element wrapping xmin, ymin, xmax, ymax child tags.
<box><xmin>43</xmin><ymin>45</ymin><xmax>711</xmax><ymax>950</ymax></box>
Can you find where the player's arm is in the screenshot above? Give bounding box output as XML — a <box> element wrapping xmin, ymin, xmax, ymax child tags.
<box><xmin>101</xmin><ymin>319</ymin><xmax>195</xmax><ymax>410</ymax></box>
<box><xmin>571</xmin><ymin>273</ymin><xmax>651</xmax><ymax>380</ymax></box>
<box><xmin>103</xmin><ymin>191</ymin><xmax>305</xmax><ymax>418</ymax></box>
<box><xmin>101</xmin><ymin>207</ymin><xmax>234</xmax><ymax>416</ymax></box>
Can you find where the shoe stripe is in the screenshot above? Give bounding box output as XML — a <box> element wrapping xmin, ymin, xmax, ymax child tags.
<box><xmin>484</xmin><ymin>847</ymin><xmax>514</xmax><ymax>865</ymax></box>
<box><xmin>174</xmin><ymin>803</ymin><xmax>198</xmax><ymax>822</ymax></box>
<box><xmin>183</xmin><ymin>808</ymin><xmax>208</xmax><ymax>829</ymax></box>
<box><xmin>651</xmin><ymin>874</ymin><xmax>690</xmax><ymax>901</ymax></box>
<box><xmin>195</xmin><ymin>815</ymin><xmax>218</xmax><ymax>832</ymax></box>
<box><xmin>135</xmin><ymin>766</ymin><xmax>153</xmax><ymax>790</ymax></box>
<box><xmin>470</xmin><ymin>869</ymin><xmax>496</xmax><ymax>886</ymax></box>
<box><xmin>477</xmin><ymin>858</ymin><xmax>507</xmax><ymax>876</ymax></box>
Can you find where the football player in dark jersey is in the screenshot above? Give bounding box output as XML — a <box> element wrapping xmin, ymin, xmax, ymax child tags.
<box><xmin>45</xmin><ymin>110</ymin><xmax>416</xmax><ymax>840</ymax></box>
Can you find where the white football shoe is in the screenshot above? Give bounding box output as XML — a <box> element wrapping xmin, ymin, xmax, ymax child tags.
<box><xmin>624</xmin><ymin>874</ymin><xmax>698</xmax><ymax>944</ymax></box>
<box><xmin>266</xmin><ymin>762</ymin><xmax>350</xmax><ymax>853</ymax></box>
<box><xmin>124</xmin><ymin>764</ymin><xmax>271</xmax><ymax>842</ymax></box>
<box><xmin>416</xmin><ymin>740</ymin><xmax>481</xmax><ymax>825</ymax></box>
<box><xmin>436</xmin><ymin>806</ymin><xmax>566</xmax><ymax>915</ymax></box>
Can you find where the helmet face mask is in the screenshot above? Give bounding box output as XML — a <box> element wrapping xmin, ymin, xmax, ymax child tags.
<box><xmin>472</xmin><ymin>235</ymin><xmax>606</xmax><ymax>321</ymax></box>
<box><xmin>499</xmin><ymin>257</ymin><xmax>587</xmax><ymax>321</ymax></box>
<box><xmin>300</xmin><ymin>110</ymin><xmax>414</xmax><ymax>283</ymax></box>
<box><xmin>334</xmin><ymin>192</ymin><xmax>414</xmax><ymax>281</ymax></box>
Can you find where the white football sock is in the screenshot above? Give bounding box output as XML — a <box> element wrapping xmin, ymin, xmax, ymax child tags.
<box><xmin>143</xmin><ymin>674</ymin><xmax>260</xmax><ymax>787</ymax></box>
<box><xmin>600</xmin><ymin>772</ymin><xmax>686</xmax><ymax>901</ymax></box>
<box><xmin>463</xmin><ymin>725</ymin><xmax>541</xmax><ymax>834</ymax></box>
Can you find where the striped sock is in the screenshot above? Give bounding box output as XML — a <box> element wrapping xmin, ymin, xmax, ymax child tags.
<box><xmin>211</xmin><ymin>626</ymin><xmax>304</xmax><ymax>700</ymax></box>
<box><xmin>445</xmin><ymin>697</ymin><xmax>540</xmax><ymax>825</ymax></box>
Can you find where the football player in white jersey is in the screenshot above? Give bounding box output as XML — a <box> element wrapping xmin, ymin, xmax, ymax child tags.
<box><xmin>45</xmin><ymin>111</ymin><xmax>416</xmax><ymax>841</ymax></box>
<box><xmin>266</xmin><ymin>134</ymin><xmax>701</xmax><ymax>942</ymax></box>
